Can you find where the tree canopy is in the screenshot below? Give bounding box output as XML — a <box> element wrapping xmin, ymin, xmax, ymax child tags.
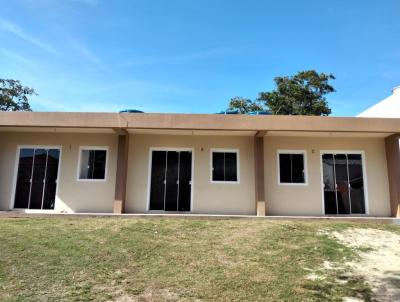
<box><xmin>0</xmin><ymin>79</ymin><xmax>36</xmax><ymax>111</ymax></box>
<box><xmin>225</xmin><ymin>70</ymin><xmax>335</xmax><ymax>115</ymax></box>
<box><xmin>227</xmin><ymin>97</ymin><xmax>264</xmax><ymax>113</ymax></box>
<box><xmin>257</xmin><ymin>70</ymin><xmax>335</xmax><ymax>115</ymax></box>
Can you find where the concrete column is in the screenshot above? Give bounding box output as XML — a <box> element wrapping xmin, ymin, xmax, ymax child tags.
<box><xmin>254</xmin><ymin>131</ymin><xmax>266</xmax><ymax>216</ymax></box>
<box><xmin>113</xmin><ymin>132</ymin><xmax>129</xmax><ymax>214</ymax></box>
<box><xmin>385</xmin><ymin>134</ymin><xmax>400</xmax><ymax>218</ymax></box>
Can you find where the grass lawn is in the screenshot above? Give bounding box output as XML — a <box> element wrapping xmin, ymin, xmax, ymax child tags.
<box><xmin>0</xmin><ymin>217</ymin><xmax>399</xmax><ymax>301</ymax></box>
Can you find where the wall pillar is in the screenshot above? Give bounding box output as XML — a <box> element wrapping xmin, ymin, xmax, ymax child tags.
<box><xmin>254</xmin><ymin>131</ymin><xmax>266</xmax><ymax>216</ymax></box>
<box><xmin>385</xmin><ymin>134</ymin><xmax>400</xmax><ymax>218</ymax></box>
<box><xmin>113</xmin><ymin>131</ymin><xmax>129</xmax><ymax>214</ymax></box>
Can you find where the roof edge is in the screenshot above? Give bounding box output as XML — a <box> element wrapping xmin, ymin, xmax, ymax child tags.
<box><xmin>0</xmin><ymin>111</ymin><xmax>399</xmax><ymax>133</ymax></box>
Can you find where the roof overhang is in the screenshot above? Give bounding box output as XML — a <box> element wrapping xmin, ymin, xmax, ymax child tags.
<box><xmin>0</xmin><ymin>112</ymin><xmax>400</xmax><ymax>134</ymax></box>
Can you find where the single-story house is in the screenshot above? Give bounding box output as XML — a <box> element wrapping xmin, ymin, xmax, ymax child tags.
<box><xmin>0</xmin><ymin>111</ymin><xmax>399</xmax><ymax>218</ymax></box>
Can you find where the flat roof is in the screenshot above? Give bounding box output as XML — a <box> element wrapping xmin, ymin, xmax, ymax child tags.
<box><xmin>0</xmin><ymin>111</ymin><xmax>400</xmax><ymax>133</ymax></box>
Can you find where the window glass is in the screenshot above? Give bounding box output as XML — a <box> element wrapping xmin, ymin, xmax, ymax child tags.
<box><xmin>212</xmin><ymin>152</ymin><xmax>225</xmax><ymax>181</ymax></box>
<box><xmin>79</xmin><ymin>149</ymin><xmax>107</xmax><ymax>180</ymax></box>
<box><xmin>279</xmin><ymin>154</ymin><xmax>292</xmax><ymax>183</ymax></box>
<box><xmin>291</xmin><ymin>154</ymin><xmax>305</xmax><ymax>183</ymax></box>
<box><xmin>279</xmin><ymin>153</ymin><xmax>305</xmax><ymax>184</ymax></box>
<box><xmin>212</xmin><ymin>151</ymin><xmax>238</xmax><ymax>182</ymax></box>
<box><xmin>225</xmin><ymin>152</ymin><xmax>237</xmax><ymax>181</ymax></box>
<box><xmin>14</xmin><ymin>148</ymin><xmax>34</xmax><ymax>208</ymax></box>
<box><xmin>347</xmin><ymin>154</ymin><xmax>365</xmax><ymax>214</ymax></box>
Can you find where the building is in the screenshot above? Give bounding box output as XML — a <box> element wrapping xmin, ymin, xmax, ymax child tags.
<box><xmin>358</xmin><ymin>86</ymin><xmax>400</xmax><ymax>118</ymax></box>
<box><xmin>0</xmin><ymin>111</ymin><xmax>399</xmax><ymax>217</ymax></box>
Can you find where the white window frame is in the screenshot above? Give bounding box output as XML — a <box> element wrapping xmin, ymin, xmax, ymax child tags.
<box><xmin>210</xmin><ymin>148</ymin><xmax>240</xmax><ymax>184</ymax></box>
<box><xmin>319</xmin><ymin>150</ymin><xmax>369</xmax><ymax>216</ymax></box>
<box><xmin>77</xmin><ymin>146</ymin><xmax>109</xmax><ymax>182</ymax></box>
<box><xmin>277</xmin><ymin>150</ymin><xmax>308</xmax><ymax>186</ymax></box>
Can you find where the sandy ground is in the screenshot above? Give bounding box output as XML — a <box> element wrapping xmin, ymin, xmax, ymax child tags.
<box><xmin>332</xmin><ymin>228</ymin><xmax>400</xmax><ymax>302</ymax></box>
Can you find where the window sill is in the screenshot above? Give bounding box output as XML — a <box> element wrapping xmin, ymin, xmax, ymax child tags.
<box><xmin>211</xmin><ymin>180</ymin><xmax>240</xmax><ymax>184</ymax></box>
<box><xmin>278</xmin><ymin>182</ymin><xmax>308</xmax><ymax>186</ymax></box>
<box><xmin>77</xmin><ymin>179</ymin><xmax>107</xmax><ymax>182</ymax></box>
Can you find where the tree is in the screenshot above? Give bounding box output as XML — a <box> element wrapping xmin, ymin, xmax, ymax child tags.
<box><xmin>227</xmin><ymin>96</ymin><xmax>265</xmax><ymax>113</ymax></box>
<box><xmin>0</xmin><ymin>79</ymin><xmax>36</xmax><ymax>111</ymax></box>
<box><xmin>257</xmin><ymin>70</ymin><xmax>335</xmax><ymax>115</ymax></box>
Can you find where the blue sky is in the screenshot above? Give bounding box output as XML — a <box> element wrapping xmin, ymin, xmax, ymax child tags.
<box><xmin>0</xmin><ymin>0</ymin><xmax>399</xmax><ymax>115</ymax></box>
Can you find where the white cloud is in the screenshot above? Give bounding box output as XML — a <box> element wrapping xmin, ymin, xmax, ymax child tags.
<box><xmin>122</xmin><ymin>47</ymin><xmax>232</xmax><ymax>67</ymax></box>
<box><xmin>0</xmin><ymin>48</ymin><xmax>37</xmax><ymax>66</ymax></box>
<box><xmin>69</xmin><ymin>40</ymin><xmax>102</xmax><ymax>66</ymax></box>
<box><xmin>0</xmin><ymin>19</ymin><xmax>60</xmax><ymax>55</ymax></box>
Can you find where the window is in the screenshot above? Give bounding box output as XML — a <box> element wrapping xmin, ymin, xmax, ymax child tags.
<box><xmin>211</xmin><ymin>150</ymin><xmax>239</xmax><ymax>182</ymax></box>
<box><xmin>78</xmin><ymin>147</ymin><xmax>108</xmax><ymax>180</ymax></box>
<box><xmin>278</xmin><ymin>151</ymin><xmax>307</xmax><ymax>184</ymax></box>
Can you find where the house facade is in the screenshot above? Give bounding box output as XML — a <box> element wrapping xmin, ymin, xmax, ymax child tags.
<box><xmin>0</xmin><ymin>112</ymin><xmax>399</xmax><ymax>217</ymax></box>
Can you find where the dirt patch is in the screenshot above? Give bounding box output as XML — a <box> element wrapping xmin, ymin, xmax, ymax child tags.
<box><xmin>332</xmin><ymin>228</ymin><xmax>400</xmax><ymax>302</ymax></box>
<box><xmin>111</xmin><ymin>288</ymin><xmax>188</xmax><ymax>302</ymax></box>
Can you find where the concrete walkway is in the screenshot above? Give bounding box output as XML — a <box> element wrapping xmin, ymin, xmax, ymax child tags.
<box><xmin>0</xmin><ymin>211</ymin><xmax>399</xmax><ymax>224</ymax></box>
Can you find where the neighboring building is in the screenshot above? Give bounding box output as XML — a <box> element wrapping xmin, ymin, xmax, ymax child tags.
<box><xmin>358</xmin><ymin>86</ymin><xmax>400</xmax><ymax>118</ymax></box>
<box><xmin>0</xmin><ymin>111</ymin><xmax>399</xmax><ymax>218</ymax></box>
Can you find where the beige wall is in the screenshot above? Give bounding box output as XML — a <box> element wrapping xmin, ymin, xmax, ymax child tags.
<box><xmin>264</xmin><ymin>136</ymin><xmax>391</xmax><ymax>216</ymax></box>
<box><xmin>0</xmin><ymin>132</ymin><xmax>117</xmax><ymax>212</ymax></box>
<box><xmin>0</xmin><ymin>131</ymin><xmax>392</xmax><ymax>216</ymax></box>
<box><xmin>125</xmin><ymin>134</ymin><xmax>256</xmax><ymax>215</ymax></box>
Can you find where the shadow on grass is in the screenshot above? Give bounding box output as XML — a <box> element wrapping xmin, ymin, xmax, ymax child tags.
<box><xmin>303</xmin><ymin>274</ymin><xmax>373</xmax><ymax>302</ymax></box>
<box><xmin>375</xmin><ymin>270</ymin><xmax>400</xmax><ymax>301</ymax></box>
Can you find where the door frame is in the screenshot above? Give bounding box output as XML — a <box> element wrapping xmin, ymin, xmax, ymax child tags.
<box><xmin>146</xmin><ymin>147</ymin><xmax>194</xmax><ymax>212</ymax></box>
<box><xmin>10</xmin><ymin>145</ymin><xmax>63</xmax><ymax>212</ymax></box>
<box><xmin>319</xmin><ymin>150</ymin><xmax>369</xmax><ymax>215</ymax></box>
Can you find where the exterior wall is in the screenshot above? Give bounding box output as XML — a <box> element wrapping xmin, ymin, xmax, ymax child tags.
<box><xmin>264</xmin><ymin>136</ymin><xmax>391</xmax><ymax>216</ymax></box>
<box><xmin>0</xmin><ymin>131</ymin><xmax>392</xmax><ymax>217</ymax></box>
<box><xmin>125</xmin><ymin>134</ymin><xmax>256</xmax><ymax>215</ymax></box>
<box><xmin>0</xmin><ymin>132</ymin><xmax>117</xmax><ymax>212</ymax></box>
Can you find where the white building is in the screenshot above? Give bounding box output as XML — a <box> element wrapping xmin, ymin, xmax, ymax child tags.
<box><xmin>358</xmin><ymin>86</ymin><xmax>400</xmax><ymax>118</ymax></box>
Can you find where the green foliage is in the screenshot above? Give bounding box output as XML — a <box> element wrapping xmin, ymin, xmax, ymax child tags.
<box><xmin>227</xmin><ymin>96</ymin><xmax>264</xmax><ymax>113</ymax></box>
<box><xmin>0</xmin><ymin>79</ymin><xmax>36</xmax><ymax>111</ymax></box>
<box><xmin>258</xmin><ymin>70</ymin><xmax>335</xmax><ymax>115</ymax></box>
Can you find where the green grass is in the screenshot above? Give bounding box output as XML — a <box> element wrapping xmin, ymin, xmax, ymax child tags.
<box><xmin>0</xmin><ymin>217</ymin><xmax>398</xmax><ymax>301</ymax></box>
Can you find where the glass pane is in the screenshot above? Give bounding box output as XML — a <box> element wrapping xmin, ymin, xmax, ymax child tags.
<box><xmin>14</xmin><ymin>148</ymin><xmax>34</xmax><ymax>208</ymax></box>
<box><xmin>212</xmin><ymin>152</ymin><xmax>224</xmax><ymax>181</ymax></box>
<box><xmin>79</xmin><ymin>150</ymin><xmax>106</xmax><ymax>179</ymax></box>
<box><xmin>348</xmin><ymin>154</ymin><xmax>365</xmax><ymax>214</ymax></box>
<box><xmin>87</xmin><ymin>151</ymin><xmax>95</xmax><ymax>178</ymax></box>
<box><xmin>322</xmin><ymin>154</ymin><xmax>337</xmax><ymax>214</ymax></box>
<box><xmin>92</xmin><ymin>150</ymin><xmax>106</xmax><ymax>179</ymax></box>
<box><xmin>178</xmin><ymin>151</ymin><xmax>192</xmax><ymax>211</ymax></box>
<box><xmin>79</xmin><ymin>150</ymin><xmax>91</xmax><ymax>179</ymax></box>
<box><xmin>165</xmin><ymin>151</ymin><xmax>179</xmax><ymax>211</ymax></box>
<box><xmin>225</xmin><ymin>152</ymin><xmax>238</xmax><ymax>181</ymax></box>
<box><xmin>279</xmin><ymin>154</ymin><xmax>291</xmax><ymax>183</ymax></box>
<box><xmin>292</xmin><ymin>154</ymin><xmax>305</xmax><ymax>183</ymax></box>
<box><xmin>29</xmin><ymin>149</ymin><xmax>47</xmax><ymax>209</ymax></box>
<box><xmin>334</xmin><ymin>154</ymin><xmax>350</xmax><ymax>214</ymax></box>
<box><xmin>149</xmin><ymin>151</ymin><xmax>167</xmax><ymax>210</ymax></box>
<box><xmin>43</xmin><ymin>149</ymin><xmax>60</xmax><ymax>210</ymax></box>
